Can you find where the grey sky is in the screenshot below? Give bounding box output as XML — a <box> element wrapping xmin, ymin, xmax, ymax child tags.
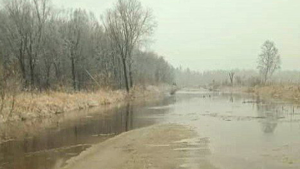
<box><xmin>52</xmin><ymin>0</ymin><xmax>300</xmax><ymax>71</ymax></box>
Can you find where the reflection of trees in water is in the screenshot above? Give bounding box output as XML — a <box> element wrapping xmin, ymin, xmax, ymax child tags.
<box><xmin>222</xmin><ymin>93</ymin><xmax>248</xmax><ymax>103</ymax></box>
<box><xmin>261</xmin><ymin>119</ymin><xmax>277</xmax><ymax>133</ymax></box>
<box><xmin>256</xmin><ymin>103</ymin><xmax>281</xmax><ymax>133</ymax></box>
<box><xmin>125</xmin><ymin>103</ymin><xmax>133</xmax><ymax>132</ymax></box>
<box><xmin>0</xmin><ymin>97</ymin><xmax>177</xmax><ymax>169</ymax></box>
<box><xmin>121</xmin><ymin>96</ymin><xmax>176</xmax><ymax>132</ymax></box>
<box><xmin>229</xmin><ymin>94</ymin><xmax>234</xmax><ymax>103</ymax></box>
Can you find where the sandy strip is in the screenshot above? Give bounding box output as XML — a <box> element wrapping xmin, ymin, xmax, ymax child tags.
<box><xmin>61</xmin><ymin>124</ymin><xmax>217</xmax><ymax>169</ymax></box>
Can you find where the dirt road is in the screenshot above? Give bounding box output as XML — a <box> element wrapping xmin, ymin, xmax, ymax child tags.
<box><xmin>62</xmin><ymin>124</ymin><xmax>216</xmax><ymax>169</ymax></box>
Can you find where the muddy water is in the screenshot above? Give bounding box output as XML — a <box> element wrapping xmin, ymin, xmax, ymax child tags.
<box><xmin>0</xmin><ymin>97</ymin><xmax>175</xmax><ymax>169</ymax></box>
<box><xmin>164</xmin><ymin>89</ymin><xmax>300</xmax><ymax>169</ymax></box>
<box><xmin>1</xmin><ymin>89</ymin><xmax>300</xmax><ymax>169</ymax></box>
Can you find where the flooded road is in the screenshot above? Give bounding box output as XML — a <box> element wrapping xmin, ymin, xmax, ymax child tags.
<box><xmin>1</xmin><ymin>88</ymin><xmax>300</xmax><ymax>169</ymax></box>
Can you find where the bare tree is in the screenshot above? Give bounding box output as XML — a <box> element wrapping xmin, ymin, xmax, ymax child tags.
<box><xmin>257</xmin><ymin>40</ymin><xmax>281</xmax><ymax>83</ymax></box>
<box><xmin>28</xmin><ymin>0</ymin><xmax>51</xmax><ymax>88</ymax></box>
<box><xmin>103</xmin><ymin>0</ymin><xmax>156</xmax><ymax>92</ymax></box>
<box><xmin>62</xmin><ymin>9</ymin><xmax>90</xmax><ymax>90</ymax></box>
<box><xmin>1</xmin><ymin>0</ymin><xmax>51</xmax><ymax>89</ymax></box>
<box><xmin>1</xmin><ymin>0</ymin><xmax>31</xmax><ymax>87</ymax></box>
<box><xmin>0</xmin><ymin>0</ymin><xmax>172</xmax><ymax>92</ymax></box>
<box><xmin>228</xmin><ymin>71</ymin><xmax>235</xmax><ymax>86</ymax></box>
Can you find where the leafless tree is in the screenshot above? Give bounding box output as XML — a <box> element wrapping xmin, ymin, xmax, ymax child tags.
<box><xmin>1</xmin><ymin>0</ymin><xmax>51</xmax><ymax>89</ymax></box>
<box><xmin>103</xmin><ymin>0</ymin><xmax>156</xmax><ymax>92</ymax></box>
<box><xmin>1</xmin><ymin>0</ymin><xmax>31</xmax><ymax>87</ymax></box>
<box><xmin>257</xmin><ymin>40</ymin><xmax>281</xmax><ymax>83</ymax></box>
<box><xmin>0</xmin><ymin>0</ymin><xmax>173</xmax><ymax>92</ymax></box>
<box><xmin>228</xmin><ymin>71</ymin><xmax>235</xmax><ymax>86</ymax></box>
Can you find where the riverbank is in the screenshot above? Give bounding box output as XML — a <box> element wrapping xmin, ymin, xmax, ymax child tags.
<box><xmin>0</xmin><ymin>85</ymin><xmax>170</xmax><ymax>123</ymax></box>
<box><xmin>61</xmin><ymin>124</ymin><xmax>216</xmax><ymax>169</ymax></box>
<box><xmin>220</xmin><ymin>84</ymin><xmax>300</xmax><ymax>103</ymax></box>
<box><xmin>248</xmin><ymin>85</ymin><xmax>300</xmax><ymax>103</ymax></box>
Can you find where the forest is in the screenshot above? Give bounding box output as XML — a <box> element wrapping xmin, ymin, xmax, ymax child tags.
<box><xmin>0</xmin><ymin>0</ymin><xmax>174</xmax><ymax>93</ymax></box>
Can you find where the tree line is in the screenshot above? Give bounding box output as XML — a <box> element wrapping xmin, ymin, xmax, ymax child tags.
<box><xmin>175</xmin><ymin>40</ymin><xmax>287</xmax><ymax>87</ymax></box>
<box><xmin>0</xmin><ymin>0</ymin><xmax>174</xmax><ymax>93</ymax></box>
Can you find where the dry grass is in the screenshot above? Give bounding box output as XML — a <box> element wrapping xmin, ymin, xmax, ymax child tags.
<box><xmin>0</xmin><ymin>85</ymin><xmax>169</xmax><ymax>123</ymax></box>
<box><xmin>248</xmin><ymin>84</ymin><xmax>300</xmax><ymax>103</ymax></box>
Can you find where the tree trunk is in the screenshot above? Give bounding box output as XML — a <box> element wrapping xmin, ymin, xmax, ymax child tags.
<box><xmin>29</xmin><ymin>55</ymin><xmax>35</xmax><ymax>88</ymax></box>
<box><xmin>128</xmin><ymin>62</ymin><xmax>133</xmax><ymax>88</ymax></box>
<box><xmin>71</xmin><ymin>57</ymin><xmax>76</xmax><ymax>91</ymax></box>
<box><xmin>54</xmin><ymin>62</ymin><xmax>61</xmax><ymax>80</ymax></box>
<box><xmin>122</xmin><ymin>58</ymin><xmax>130</xmax><ymax>92</ymax></box>
<box><xmin>264</xmin><ymin>71</ymin><xmax>268</xmax><ymax>84</ymax></box>
<box><xmin>118</xmin><ymin>58</ymin><xmax>123</xmax><ymax>89</ymax></box>
<box><xmin>18</xmin><ymin>47</ymin><xmax>27</xmax><ymax>87</ymax></box>
<box><xmin>45</xmin><ymin>65</ymin><xmax>51</xmax><ymax>89</ymax></box>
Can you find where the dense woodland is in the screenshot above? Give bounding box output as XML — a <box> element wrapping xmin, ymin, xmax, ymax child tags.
<box><xmin>0</xmin><ymin>0</ymin><xmax>174</xmax><ymax>93</ymax></box>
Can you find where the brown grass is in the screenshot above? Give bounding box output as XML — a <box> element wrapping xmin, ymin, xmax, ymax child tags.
<box><xmin>0</xmin><ymin>85</ymin><xmax>169</xmax><ymax>123</ymax></box>
<box><xmin>247</xmin><ymin>84</ymin><xmax>300</xmax><ymax>103</ymax></box>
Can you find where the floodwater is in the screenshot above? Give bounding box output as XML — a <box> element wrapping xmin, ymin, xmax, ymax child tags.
<box><xmin>165</xmin><ymin>89</ymin><xmax>300</xmax><ymax>169</ymax></box>
<box><xmin>1</xmin><ymin>88</ymin><xmax>300</xmax><ymax>169</ymax></box>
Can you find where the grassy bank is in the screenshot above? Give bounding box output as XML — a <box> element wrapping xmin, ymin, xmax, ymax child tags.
<box><xmin>220</xmin><ymin>84</ymin><xmax>300</xmax><ymax>103</ymax></box>
<box><xmin>0</xmin><ymin>85</ymin><xmax>170</xmax><ymax>123</ymax></box>
<box><xmin>247</xmin><ymin>84</ymin><xmax>300</xmax><ymax>103</ymax></box>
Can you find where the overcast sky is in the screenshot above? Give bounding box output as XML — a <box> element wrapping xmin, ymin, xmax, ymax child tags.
<box><xmin>52</xmin><ymin>0</ymin><xmax>300</xmax><ymax>71</ymax></box>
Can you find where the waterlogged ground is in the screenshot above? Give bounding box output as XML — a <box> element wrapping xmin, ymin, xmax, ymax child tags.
<box><xmin>1</xmin><ymin>88</ymin><xmax>300</xmax><ymax>169</ymax></box>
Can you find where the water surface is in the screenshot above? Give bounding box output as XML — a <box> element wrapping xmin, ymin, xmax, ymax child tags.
<box><xmin>1</xmin><ymin>89</ymin><xmax>300</xmax><ymax>169</ymax></box>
